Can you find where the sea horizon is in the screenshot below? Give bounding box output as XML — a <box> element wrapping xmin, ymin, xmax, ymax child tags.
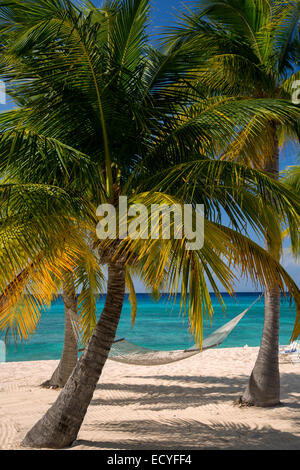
<box><xmin>3</xmin><ymin>292</ymin><xmax>296</xmax><ymax>363</ymax></box>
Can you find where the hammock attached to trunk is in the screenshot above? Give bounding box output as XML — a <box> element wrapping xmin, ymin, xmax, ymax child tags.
<box><xmin>108</xmin><ymin>295</ymin><xmax>262</xmax><ymax>366</ymax></box>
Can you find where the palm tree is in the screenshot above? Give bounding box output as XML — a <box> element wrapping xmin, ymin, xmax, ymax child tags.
<box><xmin>0</xmin><ymin>116</ymin><xmax>104</xmax><ymax>388</ymax></box>
<box><xmin>0</xmin><ymin>0</ymin><xmax>299</xmax><ymax>448</ymax></box>
<box><xmin>0</xmin><ymin>186</ymin><xmax>104</xmax><ymax>391</ymax></box>
<box><xmin>0</xmin><ymin>179</ymin><xmax>104</xmax><ymax>388</ymax></box>
<box><xmin>41</xmin><ymin>272</ymin><xmax>79</xmax><ymax>388</ymax></box>
<box><xmin>38</xmin><ymin>259</ymin><xmax>104</xmax><ymax>389</ymax></box>
<box><xmin>1</xmin><ymin>265</ymin><xmax>80</xmax><ymax>389</ymax></box>
<box><xmin>168</xmin><ymin>0</ymin><xmax>300</xmax><ymax>406</ymax></box>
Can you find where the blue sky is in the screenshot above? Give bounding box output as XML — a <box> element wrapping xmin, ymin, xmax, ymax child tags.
<box><xmin>150</xmin><ymin>0</ymin><xmax>185</xmax><ymax>37</ymax></box>
<box><xmin>143</xmin><ymin>0</ymin><xmax>299</xmax><ymax>292</ymax></box>
<box><xmin>146</xmin><ymin>0</ymin><xmax>299</xmax><ymax>291</ymax></box>
<box><xmin>0</xmin><ymin>0</ymin><xmax>299</xmax><ymax>292</ymax></box>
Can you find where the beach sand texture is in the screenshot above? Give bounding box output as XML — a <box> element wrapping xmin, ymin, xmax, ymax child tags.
<box><xmin>0</xmin><ymin>347</ymin><xmax>299</xmax><ymax>450</ymax></box>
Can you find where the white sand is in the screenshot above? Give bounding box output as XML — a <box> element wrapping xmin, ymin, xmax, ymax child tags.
<box><xmin>0</xmin><ymin>347</ymin><xmax>299</xmax><ymax>450</ymax></box>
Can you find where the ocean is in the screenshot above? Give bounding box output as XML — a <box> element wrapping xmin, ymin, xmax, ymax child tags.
<box><xmin>4</xmin><ymin>293</ymin><xmax>298</xmax><ymax>362</ymax></box>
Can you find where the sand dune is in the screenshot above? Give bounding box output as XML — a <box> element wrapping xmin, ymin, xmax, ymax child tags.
<box><xmin>0</xmin><ymin>347</ymin><xmax>299</xmax><ymax>450</ymax></box>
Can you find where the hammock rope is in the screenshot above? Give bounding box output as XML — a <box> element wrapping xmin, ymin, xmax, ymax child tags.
<box><xmin>108</xmin><ymin>295</ymin><xmax>262</xmax><ymax>366</ymax></box>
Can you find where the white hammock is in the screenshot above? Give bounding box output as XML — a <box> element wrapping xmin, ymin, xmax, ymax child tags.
<box><xmin>108</xmin><ymin>295</ymin><xmax>262</xmax><ymax>366</ymax></box>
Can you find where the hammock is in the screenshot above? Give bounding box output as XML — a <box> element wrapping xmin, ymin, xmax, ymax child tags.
<box><xmin>108</xmin><ymin>295</ymin><xmax>262</xmax><ymax>366</ymax></box>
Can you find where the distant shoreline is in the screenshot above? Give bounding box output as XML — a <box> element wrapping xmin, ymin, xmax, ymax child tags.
<box><xmin>3</xmin><ymin>293</ymin><xmax>297</xmax><ymax>363</ymax></box>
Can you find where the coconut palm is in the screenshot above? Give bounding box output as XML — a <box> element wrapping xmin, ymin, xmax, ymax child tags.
<box><xmin>168</xmin><ymin>0</ymin><xmax>300</xmax><ymax>406</ymax></box>
<box><xmin>45</xmin><ymin>254</ymin><xmax>105</xmax><ymax>389</ymax></box>
<box><xmin>0</xmin><ymin>149</ymin><xmax>104</xmax><ymax>389</ymax></box>
<box><xmin>0</xmin><ymin>178</ymin><xmax>104</xmax><ymax>388</ymax></box>
<box><xmin>0</xmin><ymin>0</ymin><xmax>299</xmax><ymax>448</ymax></box>
<box><xmin>41</xmin><ymin>272</ymin><xmax>80</xmax><ymax>389</ymax></box>
<box><xmin>0</xmin><ymin>178</ymin><xmax>92</xmax><ymax>343</ymax></box>
<box><xmin>0</xmin><ymin>104</ymin><xmax>105</xmax><ymax>388</ymax></box>
<box><xmin>2</xmin><ymin>252</ymin><xmax>104</xmax><ymax>390</ymax></box>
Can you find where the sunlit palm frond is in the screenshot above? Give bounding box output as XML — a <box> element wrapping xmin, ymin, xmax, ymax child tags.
<box><xmin>0</xmin><ymin>246</ymin><xmax>79</xmax><ymax>343</ymax></box>
<box><xmin>75</xmin><ymin>247</ymin><xmax>105</xmax><ymax>347</ymax></box>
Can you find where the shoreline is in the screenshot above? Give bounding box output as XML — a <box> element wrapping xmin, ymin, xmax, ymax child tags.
<box><xmin>2</xmin><ymin>343</ymin><xmax>252</xmax><ymax>364</ymax></box>
<box><xmin>0</xmin><ymin>347</ymin><xmax>299</xmax><ymax>450</ymax></box>
<box><xmin>4</xmin><ymin>293</ymin><xmax>298</xmax><ymax>364</ymax></box>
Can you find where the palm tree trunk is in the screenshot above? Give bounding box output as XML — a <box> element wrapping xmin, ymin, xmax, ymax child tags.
<box><xmin>41</xmin><ymin>273</ymin><xmax>79</xmax><ymax>389</ymax></box>
<box><xmin>241</xmin><ymin>125</ymin><xmax>281</xmax><ymax>407</ymax></box>
<box><xmin>22</xmin><ymin>263</ymin><xmax>125</xmax><ymax>449</ymax></box>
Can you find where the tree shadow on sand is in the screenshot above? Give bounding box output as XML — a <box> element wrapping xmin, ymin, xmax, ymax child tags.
<box><xmin>74</xmin><ymin>419</ymin><xmax>300</xmax><ymax>450</ymax></box>
<box><xmin>92</xmin><ymin>373</ymin><xmax>300</xmax><ymax>411</ymax></box>
<box><xmin>70</xmin><ymin>372</ymin><xmax>300</xmax><ymax>450</ymax></box>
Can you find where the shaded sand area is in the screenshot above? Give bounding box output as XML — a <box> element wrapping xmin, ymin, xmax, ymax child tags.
<box><xmin>0</xmin><ymin>347</ymin><xmax>299</xmax><ymax>450</ymax></box>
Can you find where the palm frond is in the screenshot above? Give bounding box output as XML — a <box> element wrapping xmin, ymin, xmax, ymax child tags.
<box><xmin>125</xmin><ymin>266</ymin><xmax>137</xmax><ymax>326</ymax></box>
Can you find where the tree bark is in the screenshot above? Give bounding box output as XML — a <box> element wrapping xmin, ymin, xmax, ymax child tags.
<box><xmin>41</xmin><ymin>273</ymin><xmax>79</xmax><ymax>389</ymax></box>
<box><xmin>22</xmin><ymin>263</ymin><xmax>126</xmax><ymax>449</ymax></box>
<box><xmin>241</xmin><ymin>125</ymin><xmax>281</xmax><ymax>407</ymax></box>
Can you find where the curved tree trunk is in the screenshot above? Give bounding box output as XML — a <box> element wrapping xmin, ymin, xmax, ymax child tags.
<box><xmin>241</xmin><ymin>125</ymin><xmax>281</xmax><ymax>407</ymax></box>
<box><xmin>41</xmin><ymin>273</ymin><xmax>79</xmax><ymax>389</ymax></box>
<box><xmin>22</xmin><ymin>263</ymin><xmax>125</xmax><ymax>449</ymax></box>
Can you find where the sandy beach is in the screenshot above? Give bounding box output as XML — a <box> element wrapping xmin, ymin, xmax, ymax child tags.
<box><xmin>0</xmin><ymin>346</ymin><xmax>299</xmax><ymax>450</ymax></box>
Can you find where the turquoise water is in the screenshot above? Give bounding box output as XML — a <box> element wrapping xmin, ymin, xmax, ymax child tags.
<box><xmin>4</xmin><ymin>293</ymin><xmax>298</xmax><ymax>362</ymax></box>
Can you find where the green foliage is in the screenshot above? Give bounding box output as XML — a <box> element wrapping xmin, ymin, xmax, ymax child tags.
<box><xmin>0</xmin><ymin>0</ymin><xmax>299</xmax><ymax>345</ymax></box>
